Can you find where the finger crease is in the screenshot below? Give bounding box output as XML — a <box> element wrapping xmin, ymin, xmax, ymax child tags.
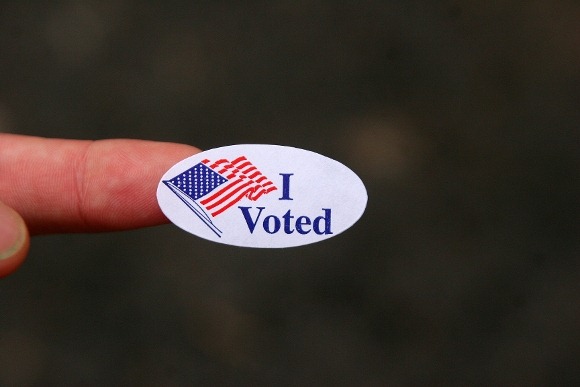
<box><xmin>74</xmin><ymin>141</ymin><xmax>95</xmax><ymax>230</ymax></box>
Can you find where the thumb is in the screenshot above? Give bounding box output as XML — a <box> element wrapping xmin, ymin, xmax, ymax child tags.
<box><xmin>0</xmin><ymin>200</ymin><xmax>30</xmax><ymax>278</ymax></box>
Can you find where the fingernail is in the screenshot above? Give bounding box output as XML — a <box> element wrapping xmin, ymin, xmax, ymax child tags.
<box><xmin>0</xmin><ymin>207</ymin><xmax>25</xmax><ymax>260</ymax></box>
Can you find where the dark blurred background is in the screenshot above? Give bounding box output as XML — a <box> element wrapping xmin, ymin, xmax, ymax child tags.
<box><xmin>1</xmin><ymin>1</ymin><xmax>579</xmax><ymax>385</ymax></box>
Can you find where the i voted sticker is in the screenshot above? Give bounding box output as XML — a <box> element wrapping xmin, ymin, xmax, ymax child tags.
<box><xmin>157</xmin><ymin>145</ymin><xmax>367</xmax><ymax>248</ymax></box>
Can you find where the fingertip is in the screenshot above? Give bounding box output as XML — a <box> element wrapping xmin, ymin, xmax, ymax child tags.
<box><xmin>0</xmin><ymin>201</ymin><xmax>30</xmax><ymax>278</ymax></box>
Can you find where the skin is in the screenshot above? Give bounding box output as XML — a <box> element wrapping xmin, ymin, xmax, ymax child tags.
<box><xmin>0</xmin><ymin>134</ymin><xmax>200</xmax><ymax>278</ymax></box>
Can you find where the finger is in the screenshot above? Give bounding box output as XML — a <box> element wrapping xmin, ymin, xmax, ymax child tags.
<box><xmin>0</xmin><ymin>134</ymin><xmax>200</xmax><ymax>234</ymax></box>
<box><xmin>0</xmin><ymin>200</ymin><xmax>30</xmax><ymax>277</ymax></box>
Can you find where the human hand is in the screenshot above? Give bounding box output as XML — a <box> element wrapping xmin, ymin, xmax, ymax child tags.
<box><xmin>0</xmin><ymin>134</ymin><xmax>200</xmax><ymax>278</ymax></box>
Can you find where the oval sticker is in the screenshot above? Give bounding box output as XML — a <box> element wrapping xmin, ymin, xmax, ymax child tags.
<box><xmin>157</xmin><ymin>145</ymin><xmax>367</xmax><ymax>248</ymax></box>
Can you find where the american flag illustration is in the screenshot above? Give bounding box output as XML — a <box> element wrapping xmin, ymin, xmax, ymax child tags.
<box><xmin>163</xmin><ymin>156</ymin><xmax>277</xmax><ymax>237</ymax></box>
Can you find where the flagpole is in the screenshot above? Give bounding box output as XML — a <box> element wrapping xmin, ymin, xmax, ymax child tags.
<box><xmin>163</xmin><ymin>181</ymin><xmax>223</xmax><ymax>237</ymax></box>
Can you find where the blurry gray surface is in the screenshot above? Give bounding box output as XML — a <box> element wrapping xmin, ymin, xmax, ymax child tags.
<box><xmin>1</xmin><ymin>1</ymin><xmax>579</xmax><ymax>385</ymax></box>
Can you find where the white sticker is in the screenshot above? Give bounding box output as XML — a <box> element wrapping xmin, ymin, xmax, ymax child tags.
<box><xmin>157</xmin><ymin>144</ymin><xmax>367</xmax><ymax>248</ymax></box>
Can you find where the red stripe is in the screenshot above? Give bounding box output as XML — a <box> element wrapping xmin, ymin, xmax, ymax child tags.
<box><xmin>210</xmin><ymin>188</ymin><xmax>253</xmax><ymax>216</ymax></box>
<box><xmin>205</xmin><ymin>180</ymin><xmax>252</xmax><ymax>210</ymax></box>
<box><xmin>236</xmin><ymin>162</ymin><xmax>252</xmax><ymax>170</ymax></box>
<box><xmin>210</xmin><ymin>159</ymin><xmax>229</xmax><ymax>169</ymax></box>
<box><xmin>217</xmin><ymin>163</ymin><xmax>236</xmax><ymax>174</ymax></box>
<box><xmin>231</xmin><ymin>156</ymin><xmax>247</xmax><ymax>165</ymax></box>
<box><xmin>200</xmin><ymin>179</ymin><xmax>243</xmax><ymax>205</ymax></box>
<box><xmin>249</xmin><ymin>189</ymin><xmax>265</xmax><ymax>201</ymax></box>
